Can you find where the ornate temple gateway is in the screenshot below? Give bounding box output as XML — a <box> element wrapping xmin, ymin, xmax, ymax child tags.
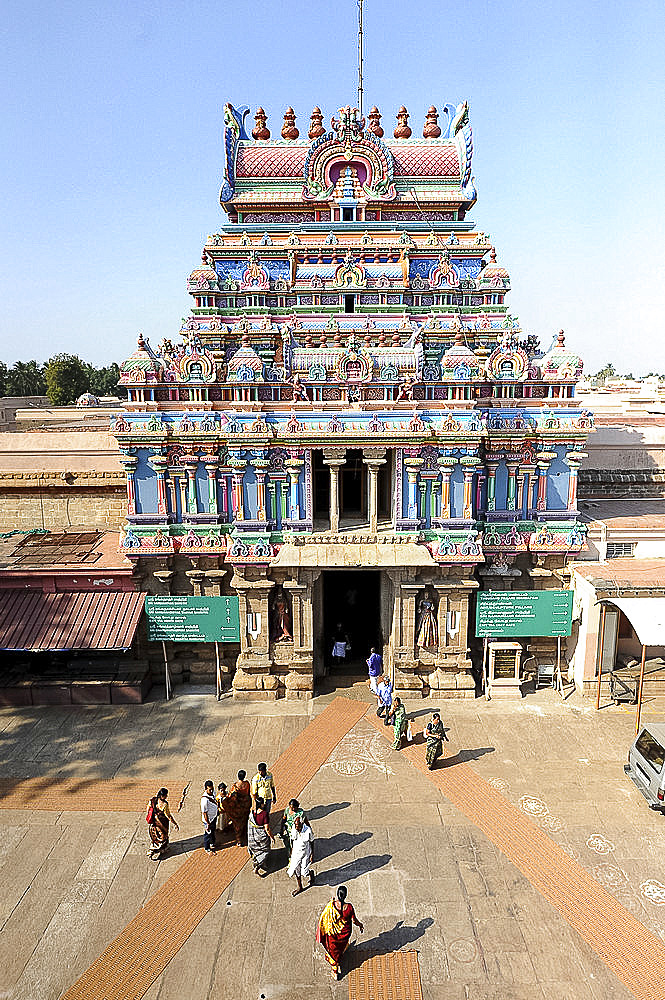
<box><xmin>114</xmin><ymin>101</ymin><xmax>591</xmax><ymax>699</ymax></box>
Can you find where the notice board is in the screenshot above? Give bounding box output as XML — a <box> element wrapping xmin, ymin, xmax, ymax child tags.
<box><xmin>475</xmin><ymin>590</ymin><xmax>573</xmax><ymax>638</ymax></box>
<box><xmin>145</xmin><ymin>596</ymin><xmax>240</xmax><ymax>643</ymax></box>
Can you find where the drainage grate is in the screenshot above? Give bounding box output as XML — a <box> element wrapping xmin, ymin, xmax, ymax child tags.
<box><xmin>348</xmin><ymin>951</ymin><xmax>423</xmax><ymax>1000</ymax></box>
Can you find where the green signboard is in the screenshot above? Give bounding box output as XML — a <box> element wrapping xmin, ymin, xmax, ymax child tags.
<box><xmin>145</xmin><ymin>596</ymin><xmax>240</xmax><ymax>643</ymax></box>
<box><xmin>475</xmin><ymin>590</ymin><xmax>573</xmax><ymax>638</ymax></box>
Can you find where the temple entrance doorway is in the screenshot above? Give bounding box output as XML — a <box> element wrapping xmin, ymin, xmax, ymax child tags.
<box><xmin>321</xmin><ymin>570</ymin><xmax>382</xmax><ymax>681</ymax></box>
<box><xmin>312</xmin><ymin>449</ymin><xmax>329</xmax><ymax>525</ymax></box>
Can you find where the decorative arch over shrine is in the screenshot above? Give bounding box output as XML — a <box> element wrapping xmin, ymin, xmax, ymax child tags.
<box><xmin>302</xmin><ymin>131</ymin><xmax>397</xmax><ymax>201</ymax></box>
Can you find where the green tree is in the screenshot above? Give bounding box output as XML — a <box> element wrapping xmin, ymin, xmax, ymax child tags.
<box><xmin>44</xmin><ymin>353</ymin><xmax>90</xmax><ymax>405</ymax></box>
<box><xmin>0</xmin><ymin>362</ymin><xmax>8</xmax><ymax>396</ymax></box>
<box><xmin>594</xmin><ymin>362</ymin><xmax>616</xmax><ymax>384</ymax></box>
<box><xmin>88</xmin><ymin>362</ymin><xmax>123</xmax><ymax>397</ymax></box>
<box><xmin>6</xmin><ymin>360</ymin><xmax>46</xmax><ymax>396</ymax></box>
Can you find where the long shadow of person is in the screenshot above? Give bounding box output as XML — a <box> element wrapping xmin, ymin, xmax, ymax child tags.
<box><xmin>315</xmin><ymin>853</ymin><xmax>392</xmax><ymax>885</ymax></box>
<box><xmin>308</xmin><ymin>801</ymin><xmax>351</xmax><ymax>821</ymax></box>
<box><xmin>346</xmin><ymin>917</ymin><xmax>434</xmax><ymax>970</ymax></box>
<box><xmin>443</xmin><ymin>746</ymin><xmax>495</xmax><ymax>766</ymax></box>
<box><xmin>315</xmin><ymin>830</ymin><xmax>372</xmax><ymax>863</ymax></box>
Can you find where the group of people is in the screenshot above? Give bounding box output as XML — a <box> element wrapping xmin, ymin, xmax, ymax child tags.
<box><xmin>145</xmin><ymin>670</ymin><xmax>448</xmax><ymax>981</ymax></box>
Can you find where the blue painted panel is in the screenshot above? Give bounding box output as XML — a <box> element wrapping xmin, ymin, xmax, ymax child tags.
<box><xmin>135</xmin><ymin>449</ymin><xmax>158</xmax><ymax>515</ymax></box>
<box><xmin>450</xmin><ymin>465</ymin><xmax>464</xmax><ymax>517</ymax></box>
<box><xmin>547</xmin><ymin>446</ymin><xmax>569</xmax><ymax>511</ymax></box>
<box><xmin>244</xmin><ymin>465</ymin><xmax>258</xmax><ymax>519</ymax></box>
<box><xmin>195</xmin><ymin>465</ymin><xmax>210</xmax><ymax>514</ymax></box>
<box><xmin>494</xmin><ymin>461</ymin><xmax>508</xmax><ymax>511</ymax></box>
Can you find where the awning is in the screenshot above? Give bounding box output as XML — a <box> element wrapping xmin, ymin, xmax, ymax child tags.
<box><xmin>0</xmin><ymin>590</ymin><xmax>146</xmax><ymax>651</ymax></box>
<box><xmin>603</xmin><ymin>597</ymin><xmax>665</xmax><ymax>647</ymax></box>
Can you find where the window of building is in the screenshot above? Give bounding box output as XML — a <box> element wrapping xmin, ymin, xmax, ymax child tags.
<box><xmin>344</xmin><ymin>294</ymin><xmax>355</xmax><ymax>313</ymax></box>
<box><xmin>606</xmin><ymin>542</ymin><xmax>635</xmax><ymax>558</ymax></box>
<box><xmin>342</xmin><ymin>207</ymin><xmax>354</xmax><ymax>221</ymax></box>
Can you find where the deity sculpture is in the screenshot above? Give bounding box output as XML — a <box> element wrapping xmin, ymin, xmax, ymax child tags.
<box><xmin>270</xmin><ymin>586</ymin><xmax>293</xmax><ymax>642</ymax></box>
<box><xmin>416</xmin><ymin>592</ymin><xmax>438</xmax><ymax>648</ymax></box>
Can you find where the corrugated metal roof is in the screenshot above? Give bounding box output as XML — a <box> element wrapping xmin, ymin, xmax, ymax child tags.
<box><xmin>0</xmin><ymin>590</ymin><xmax>145</xmax><ymax>651</ymax></box>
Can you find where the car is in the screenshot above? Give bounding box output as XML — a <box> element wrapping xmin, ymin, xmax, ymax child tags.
<box><xmin>625</xmin><ymin>723</ymin><xmax>665</xmax><ymax>811</ymax></box>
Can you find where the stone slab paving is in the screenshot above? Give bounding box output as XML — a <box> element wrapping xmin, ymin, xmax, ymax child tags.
<box><xmin>0</xmin><ymin>687</ymin><xmax>664</xmax><ymax>999</ymax></box>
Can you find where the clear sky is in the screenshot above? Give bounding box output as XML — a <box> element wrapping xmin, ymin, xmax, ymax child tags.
<box><xmin>1</xmin><ymin>1</ymin><xmax>663</xmax><ymax>375</ymax></box>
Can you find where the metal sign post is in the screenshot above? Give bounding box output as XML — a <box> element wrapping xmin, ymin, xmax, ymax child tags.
<box><xmin>215</xmin><ymin>641</ymin><xmax>222</xmax><ymax>700</ymax></box>
<box><xmin>595</xmin><ymin>604</ymin><xmax>607</xmax><ymax>710</ymax></box>
<box><xmin>162</xmin><ymin>641</ymin><xmax>172</xmax><ymax>701</ymax></box>
<box><xmin>482</xmin><ymin>637</ymin><xmax>490</xmax><ymax>701</ymax></box>
<box><xmin>635</xmin><ymin>643</ymin><xmax>647</xmax><ymax>735</ymax></box>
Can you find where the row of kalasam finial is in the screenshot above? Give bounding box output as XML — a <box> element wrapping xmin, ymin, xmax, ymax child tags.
<box><xmin>251</xmin><ymin>106</ymin><xmax>446</xmax><ymax>141</ymax></box>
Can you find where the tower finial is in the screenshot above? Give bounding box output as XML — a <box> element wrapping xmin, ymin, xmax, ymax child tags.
<box><xmin>357</xmin><ymin>0</ymin><xmax>364</xmax><ymax>116</ymax></box>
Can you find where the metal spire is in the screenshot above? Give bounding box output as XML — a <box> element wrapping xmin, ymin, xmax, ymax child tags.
<box><xmin>357</xmin><ymin>0</ymin><xmax>364</xmax><ymax>116</ymax></box>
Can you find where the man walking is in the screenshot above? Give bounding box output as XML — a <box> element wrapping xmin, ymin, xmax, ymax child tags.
<box><xmin>251</xmin><ymin>762</ymin><xmax>276</xmax><ymax>816</ymax></box>
<box><xmin>288</xmin><ymin>814</ymin><xmax>314</xmax><ymax>895</ymax></box>
<box><xmin>376</xmin><ymin>673</ymin><xmax>393</xmax><ymax>724</ymax></box>
<box><xmin>201</xmin><ymin>780</ymin><xmax>219</xmax><ymax>854</ymax></box>
<box><xmin>366</xmin><ymin>647</ymin><xmax>382</xmax><ymax>695</ymax></box>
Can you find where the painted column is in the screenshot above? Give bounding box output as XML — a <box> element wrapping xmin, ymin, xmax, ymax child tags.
<box><xmin>404</xmin><ymin>457</ymin><xmax>423</xmax><ymax>520</ymax></box>
<box><xmin>267</xmin><ymin>480</ymin><xmax>277</xmax><ymax>522</ymax></box>
<box><xmin>506</xmin><ymin>462</ymin><xmax>519</xmax><ymax>512</ymax></box>
<box><xmin>431</xmin><ymin>479</ymin><xmax>441</xmax><ymax>518</ymax></box>
<box><xmin>565</xmin><ymin>452</ymin><xmax>586</xmax><ymax>511</ymax></box>
<box><xmin>461</xmin><ymin>457</ymin><xmax>476</xmax><ymax>519</ymax></box>
<box><xmin>148</xmin><ymin>455</ymin><xmax>169</xmax><ymax>515</ymax></box>
<box><xmin>475</xmin><ymin>471</ymin><xmax>485</xmax><ymax>514</ymax></box>
<box><xmin>521</xmin><ymin>464</ymin><xmax>535</xmax><ymax>517</ymax></box>
<box><xmin>180</xmin><ymin>457</ymin><xmax>199</xmax><ymax>514</ymax></box>
<box><xmin>536</xmin><ymin>453</ymin><xmax>556</xmax><ymax>512</ymax></box>
<box><xmin>219</xmin><ymin>469</ymin><xmax>230</xmax><ymax>521</ymax></box>
<box><xmin>486</xmin><ymin>462</ymin><xmax>499</xmax><ymax>512</ymax></box>
<box><xmin>437</xmin><ymin>456</ymin><xmax>456</xmax><ymax>518</ymax></box>
<box><xmin>254</xmin><ymin>457</ymin><xmax>269</xmax><ymax>521</ymax></box>
<box><xmin>418</xmin><ymin>481</ymin><xmax>427</xmax><ymax>520</ymax></box>
<box><xmin>119</xmin><ymin>453</ymin><xmax>138</xmax><ymax>516</ymax></box>
<box><xmin>516</xmin><ymin>473</ymin><xmax>526</xmax><ymax>516</ymax></box>
<box><xmin>323</xmin><ymin>449</ymin><xmax>345</xmax><ymax>533</ymax></box>
<box><xmin>203</xmin><ymin>455</ymin><xmax>219</xmax><ymax>515</ymax></box>
<box><xmin>228</xmin><ymin>453</ymin><xmax>246</xmax><ymax>522</ymax></box>
<box><xmin>364</xmin><ymin>449</ymin><xmax>387</xmax><ymax>534</ymax></box>
<box><xmin>285</xmin><ymin>458</ymin><xmax>303</xmax><ymax>520</ymax></box>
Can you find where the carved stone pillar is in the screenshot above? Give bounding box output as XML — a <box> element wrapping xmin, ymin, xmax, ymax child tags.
<box><xmin>228</xmin><ymin>454</ymin><xmax>246</xmax><ymax>521</ymax></box>
<box><xmin>486</xmin><ymin>461</ymin><xmax>499</xmax><ymax>512</ymax></box>
<box><xmin>322</xmin><ymin>448</ymin><xmax>345</xmax><ymax>532</ymax></box>
<box><xmin>506</xmin><ymin>461</ymin><xmax>519</xmax><ymax>512</ymax></box>
<box><xmin>285</xmin><ymin>457</ymin><xmax>303</xmax><ymax>521</ymax></box>
<box><xmin>536</xmin><ymin>452</ymin><xmax>556</xmax><ymax>513</ymax></box>
<box><xmin>436</xmin><ymin>455</ymin><xmax>455</xmax><ymax>521</ymax></box>
<box><xmin>203</xmin><ymin>455</ymin><xmax>220</xmax><ymax>516</ymax></box>
<box><xmin>148</xmin><ymin>454</ymin><xmax>169</xmax><ymax>516</ymax></box>
<box><xmin>461</xmin><ymin>456</ymin><xmax>477</xmax><ymax>519</ymax></box>
<box><xmin>404</xmin><ymin>456</ymin><xmax>423</xmax><ymax>521</ymax></box>
<box><xmin>180</xmin><ymin>456</ymin><xmax>199</xmax><ymax>515</ymax></box>
<box><xmin>364</xmin><ymin>448</ymin><xmax>386</xmax><ymax>533</ymax></box>
<box><xmin>282</xmin><ymin>577</ymin><xmax>314</xmax><ymax>699</ymax></box>
<box><xmin>254</xmin><ymin>456</ymin><xmax>269</xmax><ymax>521</ymax></box>
<box><xmin>565</xmin><ymin>453</ymin><xmax>585</xmax><ymax>511</ymax></box>
<box><xmin>231</xmin><ymin>569</ymin><xmax>276</xmax><ymax>700</ymax></box>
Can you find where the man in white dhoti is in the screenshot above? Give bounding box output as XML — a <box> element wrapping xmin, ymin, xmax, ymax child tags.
<box><xmin>287</xmin><ymin>815</ymin><xmax>314</xmax><ymax>896</ymax></box>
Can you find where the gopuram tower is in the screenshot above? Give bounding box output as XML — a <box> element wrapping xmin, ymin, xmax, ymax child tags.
<box><xmin>114</xmin><ymin>101</ymin><xmax>591</xmax><ymax>699</ymax></box>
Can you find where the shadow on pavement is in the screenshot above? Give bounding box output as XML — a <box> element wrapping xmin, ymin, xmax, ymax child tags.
<box><xmin>443</xmin><ymin>746</ymin><xmax>495</xmax><ymax>765</ymax></box>
<box><xmin>308</xmin><ymin>801</ymin><xmax>351</xmax><ymax>821</ymax></box>
<box><xmin>346</xmin><ymin>917</ymin><xmax>435</xmax><ymax>968</ymax></box>
<box><xmin>315</xmin><ymin>830</ymin><xmax>373</xmax><ymax>862</ymax></box>
<box><xmin>315</xmin><ymin>852</ymin><xmax>391</xmax><ymax>885</ymax></box>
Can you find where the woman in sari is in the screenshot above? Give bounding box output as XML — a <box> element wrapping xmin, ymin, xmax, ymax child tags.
<box><xmin>387</xmin><ymin>696</ymin><xmax>407</xmax><ymax>750</ymax></box>
<box><xmin>146</xmin><ymin>787</ymin><xmax>179</xmax><ymax>861</ymax></box>
<box><xmin>317</xmin><ymin>885</ymin><xmax>364</xmax><ymax>980</ymax></box>
<box><xmin>247</xmin><ymin>796</ymin><xmax>274</xmax><ymax>876</ymax></box>
<box><xmin>280</xmin><ymin>797</ymin><xmax>308</xmax><ymax>855</ymax></box>
<box><xmin>221</xmin><ymin>770</ymin><xmax>252</xmax><ymax>846</ymax></box>
<box><xmin>424</xmin><ymin>711</ymin><xmax>445</xmax><ymax>769</ymax></box>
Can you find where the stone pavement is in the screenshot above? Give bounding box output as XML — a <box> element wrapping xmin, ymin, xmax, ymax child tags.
<box><xmin>1</xmin><ymin>685</ymin><xmax>665</xmax><ymax>999</ymax></box>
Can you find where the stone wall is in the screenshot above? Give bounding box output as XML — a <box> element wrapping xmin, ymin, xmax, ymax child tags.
<box><xmin>0</xmin><ymin>474</ymin><xmax>126</xmax><ymax>531</ymax></box>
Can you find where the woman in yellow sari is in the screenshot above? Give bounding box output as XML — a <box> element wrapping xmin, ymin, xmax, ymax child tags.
<box><xmin>316</xmin><ymin>885</ymin><xmax>364</xmax><ymax>980</ymax></box>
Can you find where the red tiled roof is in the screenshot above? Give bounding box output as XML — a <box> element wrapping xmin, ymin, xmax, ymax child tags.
<box><xmin>0</xmin><ymin>590</ymin><xmax>145</xmax><ymax>651</ymax></box>
<box><xmin>235</xmin><ymin>144</ymin><xmax>308</xmax><ymax>178</ymax></box>
<box><xmin>392</xmin><ymin>145</ymin><xmax>459</xmax><ymax>177</ymax></box>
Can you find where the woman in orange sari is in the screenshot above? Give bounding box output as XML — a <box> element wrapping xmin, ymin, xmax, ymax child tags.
<box><xmin>146</xmin><ymin>787</ymin><xmax>179</xmax><ymax>861</ymax></box>
<box><xmin>316</xmin><ymin>885</ymin><xmax>364</xmax><ymax>980</ymax></box>
<box><xmin>221</xmin><ymin>769</ymin><xmax>252</xmax><ymax>846</ymax></box>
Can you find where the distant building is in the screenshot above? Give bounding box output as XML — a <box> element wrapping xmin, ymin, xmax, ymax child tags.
<box><xmin>111</xmin><ymin>100</ymin><xmax>591</xmax><ymax>699</ymax></box>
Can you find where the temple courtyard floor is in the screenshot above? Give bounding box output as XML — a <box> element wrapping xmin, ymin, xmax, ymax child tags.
<box><xmin>1</xmin><ymin>684</ymin><xmax>665</xmax><ymax>1000</ymax></box>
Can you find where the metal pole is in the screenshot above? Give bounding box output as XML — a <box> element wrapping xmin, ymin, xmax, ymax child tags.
<box><xmin>357</xmin><ymin>0</ymin><xmax>364</xmax><ymax>115</ymax></box>
<box><xmin>595</xmin><ymin>604</ymin><xmax>606</xmax><ymax>710</ymax></box>
<box><xmin>215</xmin><ymin>641</ymin><xmax>221</xmax><ymax>700</ymax></box>
<box><xmin>482</xmin><ymin>637</ymin><xmax>490</xmax><ymax>701</ymax></box>
<box><xmin>162</xmin><ymin>640</ymin><xmax>172</xmax><ymax>701</ymax></box>
<box><xmin>635</xmin><ymin>643</ymin><xmax>647</xmax><ymax>735</ymax></box>
<box><xmin>556</xmin><ymin>635</ymin><xmax>563</xmax><ymax>698</ymax></box>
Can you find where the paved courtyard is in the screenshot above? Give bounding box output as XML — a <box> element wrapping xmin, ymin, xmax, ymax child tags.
<box><xmin>1</xmin><ymin>685</ymin><xmax>665</xmax><ymax>1000</ymax></box>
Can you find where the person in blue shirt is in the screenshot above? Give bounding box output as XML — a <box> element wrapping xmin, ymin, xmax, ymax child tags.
<box><xmin>366</xmin><ymin>647</ymin><xmax>382</xmax><ymax>694</ymax></box>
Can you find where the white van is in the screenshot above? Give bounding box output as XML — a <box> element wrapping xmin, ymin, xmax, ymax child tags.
<box><xmin>626</xmin><ymin>723</ymin><xmax>665</xmax><ymax>811</ymax></box>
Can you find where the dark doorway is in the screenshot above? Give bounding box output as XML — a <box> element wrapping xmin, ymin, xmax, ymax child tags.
<box><xmin>312</xmin><ymin>449</ymin><xmax>329</xmax><ymax>524</ymax></box>
<box><xmin>378</xmin><ymin>450</ymin><xmax>392</xmax><ymax>521</ymax></box>
<box><xmin>340</xmin><ymin>450</ymin><xmax>366</xmax><ymax>523</ymax></box>
<box><xmin>323</xmin><ymin>570</ymin><xmax>382</xmax><ymax>675</ymax></box>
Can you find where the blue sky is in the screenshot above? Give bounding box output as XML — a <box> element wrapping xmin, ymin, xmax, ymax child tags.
<box><xmin>1</xmin><ymin>1</ymin><xmax>663</xmax><ymax>374</ymax></box>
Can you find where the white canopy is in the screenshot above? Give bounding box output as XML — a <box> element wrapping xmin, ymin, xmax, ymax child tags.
<box><xmin>604</xmin><ymin>598</ymin><xmax>665</xmax><ymax>647</ymax></box>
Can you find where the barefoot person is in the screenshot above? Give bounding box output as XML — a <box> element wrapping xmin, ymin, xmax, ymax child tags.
<box><xmin>221</xmin><ymin>770</ymin><xmax>252</xmax><ymax>846</ymax></box>
<box><xmin>287</xmin><ymin>814</ymin><xmax>314</xmax><ymax>895</ymax></box>
<box><xmin>247</xmin><ymin>796</ymin><xmax>274</xmax><ymax>876</ymax></box>
<box><xmin>146</xmin><ymin>787</ymin><xmax>179</xmax><ymax>861</ymax></box>
<box><xmin>386</xmin><ymin>696</ymin><xmax>408</xmax><ymax>750</ymax></box>
<box><xmin>424</xmin><ymin>711</ymin><xmax>446</xmax><ymax>769</ymax></box>
<box><xmin>317</xmin><ymin>885</ymin><xmax>363</xmax><ymax>980</ymax></box>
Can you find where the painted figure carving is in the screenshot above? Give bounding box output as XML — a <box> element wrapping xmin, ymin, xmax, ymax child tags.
<box><xmin>270</xmin><ymin>586</ymin><xmax>293</xmax><ymax>642</ymax></box>
<box><xmin>416</xmin><ymin>594</ymin><xmax>438</xmax><ymax>648</ymax></box>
